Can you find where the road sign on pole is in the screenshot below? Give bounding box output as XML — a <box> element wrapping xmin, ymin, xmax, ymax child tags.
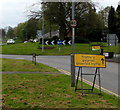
<box><xmin>57</xmin><ymin>39</ymin><xmax>62</xmax><ymax>45</ymax></box>
<box><xmin>70</xmin><ymin>19</ymin><xmax>77</xmax><ymax>27</ymax></box>
<box><xmin>57</xmin><ymin>39</ymin><xmax>62</xmax><ymax>52</ymax></box>
<box><xmin>107</xmin><ymin>34</ymin><xmax>118</xmax><ymax>46</ymax></box>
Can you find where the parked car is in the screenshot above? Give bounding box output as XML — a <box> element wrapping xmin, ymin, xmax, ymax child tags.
<box><xmin>7</xmin><ymin>39</ymin><xmax>15</xmax><ymax>44</ymax></box>
<box><xmin>33</xmin><ymin>38</ymin><xmax>38</xmax><ymax>42</ymax></box>
<box><xmin>24</xmin><ymin>41</ymin><xmax>28</xmax><ymax>43</ymax></box>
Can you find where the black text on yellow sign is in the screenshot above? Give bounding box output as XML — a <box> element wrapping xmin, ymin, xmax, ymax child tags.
<box><xmin>92</xmin><ymin>46</ymin><xmax>101</xmax><ymax>51</ymax></box>
<box><xmin>74</xmin><ymin>54</ymin><xmax>106</xmax><ymax>68</ymax></box>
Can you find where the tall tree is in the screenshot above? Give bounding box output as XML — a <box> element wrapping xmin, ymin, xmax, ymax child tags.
<box><xmin>108</xmin><ymin>6</ymin><xmax>116</xmax><ymax>34</ymax></box>
<box><xmin>43</xmin><ymin>2</ymin><xmax>97</xmax><ymax>40</ymax></box>
<box><xmin>14</xmin><ymin>23</ymin><xmax>26</xmax><ymax>41</ymax></box>
<box><xmin>98</xmin><ymin>6</ymin><xmax>111</xmax><ymax>27</ymax></box>
<box><xmin>115</xmin><ymin>4</ymin><xmax>120</xmax><ymax>42</ymax></box>
<box><xmin>6</xmin><ymin>27</ymin><xmax>15</xmax><ymax>39</ymax></box>
<box><xmin>25</xmin><ymin>18</ymin><xmax>39</xmax><ymax>40</ymax></box>
<box><xmin>29</xmin><ymin>2</ymin><xmax>104</xmax><ymax>42</ymax></box>
<box><xmin>75</xmin><ymin>3</ymin><xmax>104</xmax><ymax>42</ymax></box>
<box><xmin>43</xmin><ymin>2</ymin><xmax>68</xmax><ymax>40</ymax></box>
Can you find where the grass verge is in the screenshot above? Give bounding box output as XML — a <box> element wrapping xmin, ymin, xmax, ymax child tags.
<box><xmin>1</xmin><ymin>58</ymin><xmax>58</xmax><ymax>73</ymax></box>
<box><xmin>1</xmin><ymin>58</ymin><xmax>120</xmax><ymax>109</ymax></box>
<box><xmin>2</xmin><ymin>73</ymin><xmax>120</xmax><ymax>109</ymax></box>
<box><xmin>1</xmin><ymin>42</ymin><xmax>120</xmax><ymax>55</ymax></box>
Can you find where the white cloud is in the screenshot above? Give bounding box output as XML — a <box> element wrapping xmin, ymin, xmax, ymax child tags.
<box><xmin>0</xmin><ymin>0</ymin><xmax>40</xmax><ymax>28</ymax></box>
<box><xmin>98</xmin><ymin>0</ymin><xmax>119</xmax><ymax>7</ymax></box>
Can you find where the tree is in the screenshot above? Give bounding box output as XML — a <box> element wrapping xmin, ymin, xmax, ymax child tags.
<box><xmin>43</xmin><ymin>2</ymin><xmax>68</xmax><ymax>40</ymax></box>
<box><xmin>43</xmin><ymin>2</ymin><xmax>98</xmax><ymax>40</ymax></box>
<box><xmin>14</xmin><ymin>23</ymin><xmax>26</xmax><ymax>41</ymax></box>
<box><xmin>29</xmin><ymin>2</ymin><xmax>105</xmax><ymax>42</ymax></box>
<box><xmin>98</xmin><ymin>6</ymin><xmax>111</xmax><ymax>27</ymax></box>
<box><xmin>6</xmin><ymin>27</ymin><xmax>15</xmax><ymax>39</ymax></box>
<box><xmin>25</xmin><ymin>18</ymin><xmax>39</xmax><ymax>40</ymax></box>
<box><xmin>115</xmin><ymin>4</ymin><xmax>120</xmax><ymax>42</ymax></box>
<box><xmin>14</xmin><ymin>18</ymin><xmax>39</xmax><ymax>41</ymax></box>
<box><xmin>75</xmin><ymin>3</ymin><xmax>104</xmax><ymax>42</ymax></box>
<box><xmin>108</xmin><ymin>6</ymin><xmax>116</xmax><ymax>34</ymax></box>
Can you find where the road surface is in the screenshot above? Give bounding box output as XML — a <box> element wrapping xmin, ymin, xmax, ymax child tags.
<box><xmin>1</xmin><ymin>54</ymin><xmax>119</xmax><ymax>97</ymax></box>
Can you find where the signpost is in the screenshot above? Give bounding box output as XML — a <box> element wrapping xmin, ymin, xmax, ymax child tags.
<box><xmin>107</xmin><ymin>34</ymin><xmax>118</xmax><ymax>58</ymax></box>
<box><xmin>57</xmin><ymin>39</ymin><xmax>62</xmax><ymax>52</ymax></box>
<box><xmin>107</xmin><ymin>34</ymin><xmax>118</xmax><ymax>46</ymax></box>
<box><xmin>57</xmin><ymin>39</ymin><xmax>63</xmax><ymax>45</ymax></box>
<box><xmin>74</xmin><ymin>54</ymin><xmax>106</xmax><ymax>68</ymax></box>
<box><xmin>70</xmin><ymin>19</ymin><xmax>77</xmax><ymax>27</ymax></box>
<box><xmin>92</xmin><ymin>46</ymin><xmax>101</xmax><ymax>51</ymax></box>
<box><xmin>74</xmin><ymin>54</ymin><xmax>106</xmax><ymax>94</ymax></box>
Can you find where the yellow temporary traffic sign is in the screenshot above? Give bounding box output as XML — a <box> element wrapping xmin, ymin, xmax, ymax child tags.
<box><xmin>74</xmin><ymin>54</ymin><xmax>106</xmax><ymax>68</ymax></box>
<box><xmin>92</xmin><ymin>46</ymin><xmax>101</xmax><ymax>51</ymax></box>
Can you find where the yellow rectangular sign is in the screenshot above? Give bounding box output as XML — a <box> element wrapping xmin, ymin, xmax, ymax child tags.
<box><xmin>92</xmin><ymin>46</ymin><xmax>101</xmax><ymax>51</ymax></box>
<box><xmin>74</xmin><ymin>54</ymin><xmax>106</xmax><ymax>68</ymax></box>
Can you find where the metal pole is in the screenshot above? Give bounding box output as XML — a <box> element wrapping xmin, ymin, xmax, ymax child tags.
<box><xmin>42</xmin><ymin>2</ymin><xmax>44</xmax><ymax>53</ymax></box>
<box><xmin>71</xmin><ymin>1</ymin><xmax>75</xmax><ymax>87</ymax></box>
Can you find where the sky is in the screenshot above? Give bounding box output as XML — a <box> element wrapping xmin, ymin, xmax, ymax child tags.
<box><xmin>0</xmin><ymin>0</ymin><xmax>119</xmax><ymax>29</ymax></box>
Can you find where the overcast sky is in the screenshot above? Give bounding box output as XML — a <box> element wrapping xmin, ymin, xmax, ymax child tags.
<box><xmin>0</xmin><ymin>0</ymin><xmax>119</xmax><ymax>29</ymax></box>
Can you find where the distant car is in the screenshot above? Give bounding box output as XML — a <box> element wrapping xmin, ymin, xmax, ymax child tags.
<box><xmin>33</xmin><ymin>38</ymin><xmax>38</xmax><ymax>42</ymax></box>
<box><xmin>24</xmin><ymin>41</ymin><xmax>28</xmax><ymax>43</ymax></box>
<box><xmin>28</xmin><ymin>39</ymin><xmax>33</xmax><ymax>42</ymax></box>
<box><xmin>7</xmin><ymin>39</ymin><xmax>15</xmax><ymax>44</ymax></box>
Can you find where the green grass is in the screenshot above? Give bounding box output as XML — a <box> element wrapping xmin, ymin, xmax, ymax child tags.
<box><xmin>2</xmin><ymin>73</ymin><xmax>120</xmax><ymax>109</ymax></box>
<box><xmin>1</xmin><ymin>58</ymin><xmax>120</xmax><ymax>109</ymax></box>
<box><xmin>1</xmin><ymin>42</ymin><xmax>120</xmax><ymax>55</ymax></box>
<box><xmin>1</xmin><ymin>58</ymin><xmax>58</xmax><ymax>73</ymax></box>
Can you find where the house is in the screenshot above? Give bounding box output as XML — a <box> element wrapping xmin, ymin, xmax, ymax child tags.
<box><xmin>44</xmin><ymin>30</ymin><xmax>59</xmax><ymax>38</ymax></box>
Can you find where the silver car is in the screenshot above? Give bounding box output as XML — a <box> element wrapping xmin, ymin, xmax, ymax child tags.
<box><xmin>7</xmin><ymin>39</ymin><xmax>15</xmax><ymax>44</ymax></box>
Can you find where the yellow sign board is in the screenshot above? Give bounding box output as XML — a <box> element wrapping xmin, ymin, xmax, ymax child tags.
<box><xmin>74</xmin><ymin>54</ymin><xmax>106</xmax><ymax>68</ymax></box>
<box><xmin>92</xmin><ymin>46</ymin><xmax>101</xmax><ymax>51</ymax></box>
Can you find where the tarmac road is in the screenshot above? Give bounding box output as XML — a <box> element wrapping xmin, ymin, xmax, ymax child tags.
<box><xmin>1</xmin><ymin>54</ymin><xmax>119</xmax><ymax>97</ymax></box>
